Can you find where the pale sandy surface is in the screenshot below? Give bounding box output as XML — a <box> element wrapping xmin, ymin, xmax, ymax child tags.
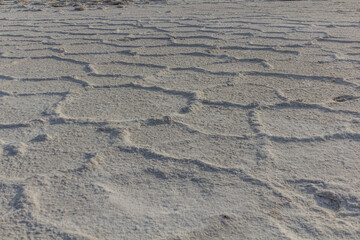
<box><xmin>1</xmin><ymin>0</ymin><xmax>360</xmax><ymax>239</ymax></box>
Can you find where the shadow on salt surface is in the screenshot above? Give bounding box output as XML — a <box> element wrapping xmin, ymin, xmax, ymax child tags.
<box><xmin>326</xmin><ymin>97</ymin><xmax>360</xmax><ymax>113</ymax></box>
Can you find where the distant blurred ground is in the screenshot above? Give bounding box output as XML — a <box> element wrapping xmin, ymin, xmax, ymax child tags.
<box><xmin>8</xmin><ymin>0</ymin><xmax>133</xmax><ymax>10</ymax></box>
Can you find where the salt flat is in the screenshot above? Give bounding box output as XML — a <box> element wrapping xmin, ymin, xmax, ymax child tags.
<box><xmin>0</xmin><ymin>0</ymin><xmax>360</xmax><ymax>239</ymax></box>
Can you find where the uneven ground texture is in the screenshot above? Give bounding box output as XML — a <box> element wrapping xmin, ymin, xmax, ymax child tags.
<box><xmin>1</xmin><ymin>0</ymin><xmax>360</xmax><ymax>239</ymax></box>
